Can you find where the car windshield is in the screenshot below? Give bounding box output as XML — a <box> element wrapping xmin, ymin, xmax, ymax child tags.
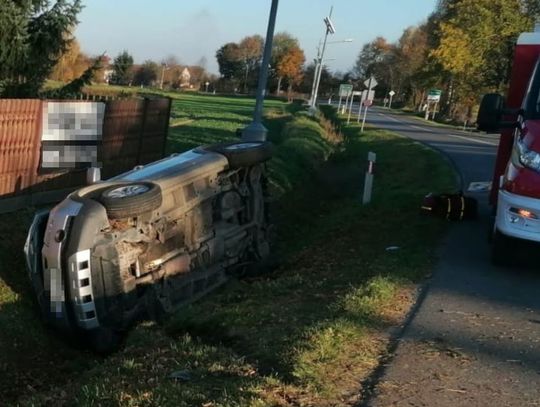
<box><xmin>525</xmin><ymin>56</ymin><xmax>540</xmax><ymax>119</ymax></box>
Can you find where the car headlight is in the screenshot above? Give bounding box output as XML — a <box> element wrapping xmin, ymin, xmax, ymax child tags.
<box><xmin>512</xmin><ymin>137</ymin><xmax>540</xmax><ymax>172</ymax></box>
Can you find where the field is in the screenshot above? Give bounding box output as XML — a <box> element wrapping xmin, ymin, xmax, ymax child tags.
<box><xmin>0</xmin><ymin>91</ymin><xmax>455</xmax><ymax>406</ymax></box>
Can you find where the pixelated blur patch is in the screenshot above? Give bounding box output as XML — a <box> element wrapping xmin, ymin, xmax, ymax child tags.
<box><xmin>41</xmin><ymin>101</ymin><xmax>105</xmax><ymax>170</ymax></box>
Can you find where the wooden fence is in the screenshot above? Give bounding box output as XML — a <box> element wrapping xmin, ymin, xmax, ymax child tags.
<box><xmin>0</xmin><ymin>97</ymin><xmax>171</xmax><ymax>213</ymax></box>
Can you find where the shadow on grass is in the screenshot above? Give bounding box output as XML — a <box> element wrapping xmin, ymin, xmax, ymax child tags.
<box><xmin>0</xmin><ymin>210</ymin><xmax>97</xmax><ymax>402</ymax></box>
<box><xmin>163</xmin><ymin>130</ymin><xmax>456</xmax><ymax>396</ymax></box>
<box><xmin>1</xmin><ymin>102</ymin><xmax>456</xmax><ymax>405</ymax></box>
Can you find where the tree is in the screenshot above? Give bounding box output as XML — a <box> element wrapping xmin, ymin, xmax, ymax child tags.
<box><xmin>353</xmin><ymin>37</ymin><xmax>397</xmax><ymax>97</ymax></box>
<box><xmin>216</xmin><ymin>43</ymin><xmax>244</xmax><ymax>81</ymax></box>
<box><xmin>271</xmin><ymin>32</ymin><xmax>301</xmax><ymax>93</ymax></box>
<box><xmin>238</xmin><ymin>35</ymin><xmax>264</xmax><ymax>92</ymax></box>
<box><xmin>393</xmin><ymin>25</ymin><xmax>433</xmax><ymax>107</ymax></box>
<box><xmin>44</xmin><ymin>57</ymin><xmax>102</xmax><ymax>99</ymax></box>
<box><xmin>112</xmin><ymin>50</ymin><xmax>134</xmax><ymax>85</ymax></box>
<box><xmin>353</xmin><ymin>37</ymin><xmax>393</xmax><ymax>79</ymax></box>
<box><xmin>0</xmin><ymin>0</ymin><xmax>83</xmax><ymax>97</ymax></box>
<box><xmin>160</xmin><ymin>55</ymin><xmax>182</xmax><ymax>88</ymax></box>
<box><xmin>50</xmin><ymin>39</ymin><xmax>90</xmax><ymax>82</ymax></box>
<box><xmin>188</xmin><ymin>65</ymin><xmax>207</xmax><ymax>88</ymax></box>
<box><xmin>133</xmin><ymin>60</ymin><xmax>159</xmax><ymax>86</ymax></box>
<box><xmin>92</xmin><ymin>54</ymin><xmax>111</xmax><ymax>83</ymax></box>
<box><xmin>300</xmin><ymin>63</ymin><xmax>340</xmax><ymax>97</ymax></box>
<box><xmin>431</xmin><ymin>0</ymin><xmax>532</xmax><ymax>119</ymax></box>
<box><xmin>276</xmin><ymin>45</ymin><xmax>305</xmax><ymax>99</ymax></box>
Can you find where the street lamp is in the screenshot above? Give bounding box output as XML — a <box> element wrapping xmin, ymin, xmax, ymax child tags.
<box><xmin>241</xmin><ymin>0</ymin><xmax>279</xmax><ymax>142</ymax></box>
<box><xmin>308</xmin><ymin>12</ymin><xmax>335</xmax><ymax>108</ymax></box>
<box><xmin>308</xmin><ymin>9</ymin><xmax>352</xmax><ymax>109</ymax></box>
<box><xmin>308</xmin><ymin>39</ymin><xmax>351</xmax><ymax>107</ymax></box>
<box><xmin>159</xmin><ymin>63</ymin><xmax>169</xmax><ymax>90</ymax></box>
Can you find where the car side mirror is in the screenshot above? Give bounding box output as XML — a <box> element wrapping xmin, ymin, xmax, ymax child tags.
<box><xmin>477</xmin><ymin>93</ymin><xmax>505</xmax><ymax>132</ymax></box>
<box><xmin>477</xmin><ymin>93</ymin><xmax>520</xmax><ymax>132</ymax></box>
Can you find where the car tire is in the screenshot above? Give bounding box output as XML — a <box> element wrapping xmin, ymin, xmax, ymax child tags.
<box><xmin>201</xmin><ymin>141</ymin><xmax>273</xmax><ymax>169</ymax></box>
<box><xmin>99</xmin><ymin>182</ymin><xmax>162</xmax><ymax>219</ymax></box>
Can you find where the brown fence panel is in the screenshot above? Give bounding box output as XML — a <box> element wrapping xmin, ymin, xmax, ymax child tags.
<box><xmin>139</xmin><ymin>97</ymin><xmax>171</xmax><ymax>164</ymax></box>
<box><xmin>101</xmin><ymin>98</ymin><xmax>146</xmax><ymax>178</ymax></box>
<box><xmin>0</xmin><ymin>99</ymin><xmax>42</xmax><ymax>197</ymax></box>
<box><xmin>0</xmin><ymin>97</ymin><xmax>171</xmax><ymax>212</ymax></box>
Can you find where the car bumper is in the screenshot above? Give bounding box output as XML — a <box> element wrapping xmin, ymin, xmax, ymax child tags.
<box><xmin>496</xmin><ymin>189</ymin><xmax>540</xmax><ymax>242</ymax></box>
<box><xmin>24</xmin><ymin>195</ymin><xmax>106</xmax><ymax>333</ymax></box>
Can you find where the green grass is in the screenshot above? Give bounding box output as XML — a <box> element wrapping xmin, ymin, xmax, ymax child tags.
<box><xmin>164</xmin><ymin>91</ymin><xmax>299</xmax><ymax>152</ymax></box>
<box><xmin>0</xmin><ymin>92</ymin><xmax>456</xmax><ymax>406</ymax></box>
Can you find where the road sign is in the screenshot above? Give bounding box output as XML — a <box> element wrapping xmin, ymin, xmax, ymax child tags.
<box><xmin>389</xmin><ymin>90</ymin><xmax>396</xmax><ymax>96</ymax></box>
<box><xmin>364</xmin><ymin>76</ymin><xmax>378</xmax><ymax>89</ymax></box>
<box><xmin>361</xmin><ymin>89</ymin><xmax>375</xmax><ymax>101</ymax></box>
<box><xmin>339</xmin><ymin>84</ymin><xmax>353</xmax><ymax>97</ymax></box>
<box><xmin>427</xmin><ymin>89</ymin><xmax>442</xmax><ymax>102</ymax></box>
<box><xmin>363</xmin><ymin>99</ymin><xmax>373</xmax><ymax>107</ymax></box>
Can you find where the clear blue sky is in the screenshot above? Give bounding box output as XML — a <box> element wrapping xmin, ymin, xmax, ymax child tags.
<box><xmin>75</xmin><ymin>0</ymin><xmax>438</xmax><ymax>75</ymax></box>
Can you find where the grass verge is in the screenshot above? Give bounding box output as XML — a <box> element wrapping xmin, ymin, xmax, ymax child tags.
<box><xmin>0</xmin><ymin>93</ymin><xmax>455</xmax><ymax>406</ymax></box>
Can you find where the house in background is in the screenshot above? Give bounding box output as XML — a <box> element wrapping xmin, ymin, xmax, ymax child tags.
<box><xmin>104</xmin><ymin>69</ymin><xmax>114</xmax><ymax>84</ymax></box>
<box><xmin>180</xmin><ymin>67</ymin><xmax>191</xmax><ymax>88</ymax></box>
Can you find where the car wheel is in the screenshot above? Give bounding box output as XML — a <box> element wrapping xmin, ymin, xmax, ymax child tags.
<box><xmin>99</xmin><ymin>182</ymin><xmax>162</xmax><ymax>219</ymax></box>
<box><xmin>201</xmin><ymin>141</ymin><xmax>273</xmax><ymax>169</ymax></box>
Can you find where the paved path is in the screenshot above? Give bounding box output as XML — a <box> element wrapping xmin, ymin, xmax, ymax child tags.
<box><xmin>359</xmin><ymin>108</ymin><xmax>540</xmax><ymax>406</ymax></box>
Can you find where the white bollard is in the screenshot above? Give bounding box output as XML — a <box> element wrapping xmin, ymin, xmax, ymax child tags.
<box><xmin>362</xmin><ymin>152</ymin><xmax>376</xmax><ymax>205</ymax></box>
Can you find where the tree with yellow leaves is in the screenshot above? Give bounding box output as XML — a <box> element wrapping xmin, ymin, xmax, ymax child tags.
<box><xmin>276</xmin><ymin>45</ymin><xmax>305</xmax><ymax>101</ymax></box>
<box><xmin>50</xmin><ymin>39</ymin><xmax>90</xmax><ymax>83</ymax></box>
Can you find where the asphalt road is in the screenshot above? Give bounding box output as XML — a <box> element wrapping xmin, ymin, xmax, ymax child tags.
<box><xmin>354</xmin><ymin>108</ymin><xmax>540</xmax><ymax>406</ymax></box>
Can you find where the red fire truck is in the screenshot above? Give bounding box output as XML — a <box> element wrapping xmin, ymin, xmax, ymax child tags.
<box><xmin>478</xmin><ymin>24</ymin><xmax>540</xmax><ymax>264</ymax></box>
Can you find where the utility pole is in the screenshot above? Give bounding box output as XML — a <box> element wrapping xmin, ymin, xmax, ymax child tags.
<box><xmin>310</xmin><ymin>6</ymin><xmax>336</xmax><ymax>110</ymax></box>
<box><xmin>160</xmin><ymin>63</ymin><xmax>167</xmax><ymax>90</ymax></box>
<box><xmin>241</xmin><ymin>0</ymin><xmax>279</xmax><ymax>142</ymax></box>
<box><xmin>309</xmin><ymin>40</ymin><xmax>322</xmax><ymax>106</ymax></box>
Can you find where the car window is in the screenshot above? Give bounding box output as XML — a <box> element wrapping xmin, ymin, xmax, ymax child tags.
<box><xmin>526</xmin><ymin>56</ymin><xmax>540</xmax><ymax>118</ymax></box>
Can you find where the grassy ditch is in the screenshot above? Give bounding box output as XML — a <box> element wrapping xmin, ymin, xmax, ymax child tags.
<box><xmin>0</xmin><ymin>93</ymin><xmax>455</xmax><ymax>406</ymax></box>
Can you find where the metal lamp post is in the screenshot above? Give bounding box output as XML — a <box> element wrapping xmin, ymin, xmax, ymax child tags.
<box><xmin>308</xmin><ymin>38</ymin><xmax>352</xmax><ymax>108</ymax></box>
<box><xmin>159</xmin><ymin>63</ymin><xmax>168</xmax><ymax>90</ymax></box>
<box><xmin>241</xmin><ymin>0</ymin><xmax>279</xmax><ymax>142</ymax></box>
<box><xmin>308</xmin><ymin>12</ymin><xmax>335</xmax><ymax>109</ymax></box>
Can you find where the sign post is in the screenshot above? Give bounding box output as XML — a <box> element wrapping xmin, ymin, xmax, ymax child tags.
<box><xmin>388</xmin><ymin>90</ymin><xmax>395</xmax><ymax>109</ymax></box>
<box><xmin>347</xmin><ymin>90</ymin><xmax>361</xmax><ymax>124</ymax></box>
<box><xmin>360</xmin><ymin>99</ymin><xmax>372</xmax><ymax>132</ymax></box>
<box><xmin>425</xmin><ymin>89</ymin><xmax>442</xmax><ymax>121</ymax></box>
<box><xmin>360</xmin><ymin>76</ymin><xmax>377</xmax><ymax>132</ymax></box>
<box><xmin>339</xmin><ymin>84</ymin><xmax>353</xmax><ymax>114</ymax></box>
